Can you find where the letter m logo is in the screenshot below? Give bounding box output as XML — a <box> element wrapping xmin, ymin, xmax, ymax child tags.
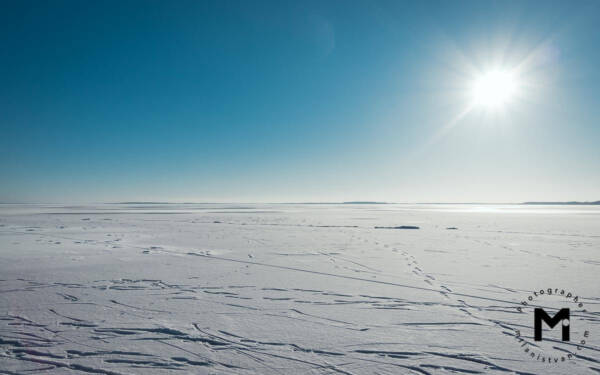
<box><xmin>534</xmin><ymin>308</ymin><xmax>570</xmax><ymax>341</ymax></box>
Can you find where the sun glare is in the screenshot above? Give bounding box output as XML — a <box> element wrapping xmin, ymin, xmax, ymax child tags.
<box><xmin>471</xmin><ymin>70</ymin><xmax>518</xmax><ymax>109</ymax></box>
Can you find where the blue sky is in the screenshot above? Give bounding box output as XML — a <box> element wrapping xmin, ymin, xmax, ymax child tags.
<box><xmin>1</xmin><ymin>0</ymin><xmax>599</xmax><ymax>203</ymax></box>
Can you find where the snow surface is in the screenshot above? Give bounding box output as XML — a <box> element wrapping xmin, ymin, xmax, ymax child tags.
<box><xmin>0</xmin><ymin>203</ymin><xmax>598</xmax><ymax>374</ymax></box>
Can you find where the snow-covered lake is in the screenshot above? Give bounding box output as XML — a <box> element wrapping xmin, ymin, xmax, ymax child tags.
<box><xmin>1</xmin><ymin>203</ymin><xmax>598</xmax><ymax>374</ymax></box>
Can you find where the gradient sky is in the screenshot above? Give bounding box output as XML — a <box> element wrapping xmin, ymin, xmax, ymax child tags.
<box><xmin>1</xmin><ymin>0</ymin><xmax>599</xmax><ymax>203</ymax></box>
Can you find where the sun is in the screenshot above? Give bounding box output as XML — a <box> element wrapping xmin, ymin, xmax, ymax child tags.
<box><xmin>471</xmin><ymin>70</ymin><xmax>518</xmax><ymax>109</ymax></box>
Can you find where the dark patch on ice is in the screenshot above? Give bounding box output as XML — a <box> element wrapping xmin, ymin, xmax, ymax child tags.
<box><xmin>60</xmin><ymin>322</ymin><xmax>98</xmax><ymax>327</ymax></box>
<box><xmin>374</xmin><ymin>226</ymin><xmax>420</xmax><ymax>230</ymax></box>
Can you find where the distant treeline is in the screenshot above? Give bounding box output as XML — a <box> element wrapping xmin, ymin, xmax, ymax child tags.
<box><xmin>522</xmin><ymin>201</ymin><xmax>600</xmax><ymax>205</ymax></box>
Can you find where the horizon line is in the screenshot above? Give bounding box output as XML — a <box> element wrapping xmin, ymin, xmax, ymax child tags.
<box><xmin>1</xmin><ymin>200</ymin><xmax>599</xmax><ymax>206</ymax></box>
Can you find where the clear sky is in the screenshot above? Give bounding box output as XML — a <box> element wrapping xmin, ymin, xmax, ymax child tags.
<box><xmin>1</xmin><ymin>0</ymin><xmax>599</xmax><ymax>203</ymax></box>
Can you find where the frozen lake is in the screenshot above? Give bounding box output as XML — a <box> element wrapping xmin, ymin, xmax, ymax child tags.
<box><xmin>1</xmin><ymin>203</ymin><xmax>598</xmax><ymax>374</ymax></box>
